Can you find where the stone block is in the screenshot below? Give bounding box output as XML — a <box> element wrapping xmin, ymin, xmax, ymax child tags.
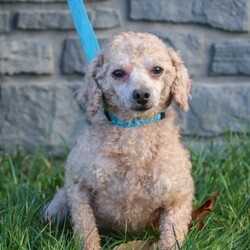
<box><xmin>62</xmin><ymin>37</ymin><xmax>109</xmax><ymax>74</ymax></box>
<box><xmin>130</xmin><ymin>0</ymin><xmax>194</xmax><ymax>22</ymax></box>
<box><xmin>17</xmin><ymin>11</ymin><xmax>74</xmax><ymax>30</ymax></box>
<box><xmin>92</xmin><ymin>8</ymin><xmax>120</xmax><ymax>29</ymax></box>
<box><xmin>0</xmin><ymin>82</ymin><xmax>87</xmax><ymax>154</ymax></box>
<box><xmin>62</xmin><ymin>38</ymin><xmax>86</xmax><ymax>75</ymax></box>
<box><xmin>0</xmin><ymin>11</ymin><xmax>9</xmax><ymax>33</ymax></box>
<box><xmin>210</xmin><ymin>41</ymin><xmax>250</xmax><ymax>75</ymax></box>
<box><xmin>16</xmin><ymin>8</ymin><xmax>119</xmax><ymax>30</ymax></box>
<box><xmin>201</xmin><ymin>0</ymin><xmax>249</xmax><ymax>32</ymax></box>
<box><xmin>180</xmin><ymin>83</ymin><xmax>250</xmax><ymax>136</ymax></box>
<box><xmin>130</xmin><ymin>0</ymin><xmax>249</xmax><ymax>32</ymax></box>
<box><xmin>0</xmin><ymin>0</ymin><xmax>65</xmax><ymax>2</ymax></box>
<box><xmin>158</xmin><ymin>33</ymin><xmax>203</xmax><ymax>76</ymax></box>
<box><xmin>0</xmin><ymin>0</ymin><xmax>106</xmax><ymax>1</ymax></box>
<box><xmin>0</xmin><ymin>0</ymin><xmax>108</xmax><ymax>3</ymax></box>
<box><xmin>0</xmin><ymin>38</ymin><xmax>53</xmax><ymax>75</ymax></box>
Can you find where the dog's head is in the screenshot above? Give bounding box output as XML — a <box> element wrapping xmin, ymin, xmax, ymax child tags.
<box><xmin>78</xmin><ymin>32</ymin><xmax>191</xmax><ymax>119</ymax></box>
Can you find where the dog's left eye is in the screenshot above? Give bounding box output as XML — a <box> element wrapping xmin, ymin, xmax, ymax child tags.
<box><xmin>152</xmin><ymin>66</ymin><xmax>163</xmax><ymax>75</ymax></box>
<box><xmin>112</xmin><ymin>70</ymin><xmax>127</xmax><ymax>79</ymax></box>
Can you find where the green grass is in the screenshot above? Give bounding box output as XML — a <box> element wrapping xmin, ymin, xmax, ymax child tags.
<box><xmin>0</xmin><ymin>134</ymin><xmax>249</xmax><ymax>250</ymax></box>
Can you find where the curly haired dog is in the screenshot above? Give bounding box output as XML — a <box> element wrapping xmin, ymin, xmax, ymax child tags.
<box><xmin>44</xmin><ymin>32</ymin><xmax>194</xmax><ymax>250</ymax></box>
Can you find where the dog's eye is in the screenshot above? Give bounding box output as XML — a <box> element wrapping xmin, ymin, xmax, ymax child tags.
<box><xmin>112</xmin><ymin>70</ymin><xmax>127</xmax><ymax>79</ymax></box>
<box><xmin>152</xmin><ymin>66</ymin><xmax>163</xmax><ymax>75</ymax></box>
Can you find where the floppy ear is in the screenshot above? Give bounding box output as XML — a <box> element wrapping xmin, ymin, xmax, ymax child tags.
<box><xmin>76</xmin><ymin>53</ymin><xmax>104</xmax><ymax>118</ymax></box>
<box><xmin>168</xmin><ymin>48</ymin><xmax>191</xmax><ymax>111</ymax></box>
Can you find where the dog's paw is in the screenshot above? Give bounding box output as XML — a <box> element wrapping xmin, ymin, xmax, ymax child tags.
<box><xmin>42</xmin><ymin>188</ymin><xmax>69</xmax><ymax>225</ymax></box>
<box><xmin>113</xmin><ymin>240</ymin><xmax>157</xmax><ymax>250</ymax></box>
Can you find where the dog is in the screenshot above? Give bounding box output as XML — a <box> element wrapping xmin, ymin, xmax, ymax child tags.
<box><xmin>43</xmin><ymin>32</ymin><xmax>194</xmax><ymax>250</ymax></box>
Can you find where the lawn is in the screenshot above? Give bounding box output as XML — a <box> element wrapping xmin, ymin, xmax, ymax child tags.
<box><xmin>0</xmin><ymin>133</ymin><xmax>249</xmax><ymax>250</ymax></box>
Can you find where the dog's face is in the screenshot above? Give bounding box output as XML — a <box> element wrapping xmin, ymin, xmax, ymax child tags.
<box><xmin>80</xmin><ymin>32</ymin><xmax>191</xmax><ymax>118</ymax></box>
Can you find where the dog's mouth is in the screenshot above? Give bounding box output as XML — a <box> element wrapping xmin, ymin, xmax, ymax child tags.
<box><xmin>130</xmin><ymin>106</ymin><xmax>152</xmax><ymax>112</ymax></box>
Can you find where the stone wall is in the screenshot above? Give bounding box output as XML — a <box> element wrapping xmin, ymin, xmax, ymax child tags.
<box><xmin>0</xmin><ymin>0</ymin><xmax>250</xmax><ymax>154</ymax></box>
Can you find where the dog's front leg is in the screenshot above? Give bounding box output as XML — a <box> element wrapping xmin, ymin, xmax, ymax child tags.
<box><xmin>68</xmin><ymin>184</ymin><xmax>101</xmax><ymax>250</ymax></box>
<box><xmin>157</xmin><ymin>198</ymin><xmax>192</xmax><ymax>250</ymax></box>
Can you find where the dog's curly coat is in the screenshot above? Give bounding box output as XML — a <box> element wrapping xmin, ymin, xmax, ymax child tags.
<box><xmin>44</xmin><ymin>32</ymin><xmax>194</xmax><ymax>250</ymax></box>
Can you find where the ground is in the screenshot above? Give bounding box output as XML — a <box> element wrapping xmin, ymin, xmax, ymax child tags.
<box><xmin>0</xmin><ymin>133</ymin><xmax>249</xmax><ymax>250</ymax></box>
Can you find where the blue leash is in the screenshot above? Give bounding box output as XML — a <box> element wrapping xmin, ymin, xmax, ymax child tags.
<box><xmin>67</xmin><ymin>0</ymin><xmax>100</xmax><ymax>62</ymax></box>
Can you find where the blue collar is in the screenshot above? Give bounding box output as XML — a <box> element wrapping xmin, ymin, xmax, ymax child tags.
<box><xmin>103</xmin><ymin>110</ymin><xmax>165</xmax><ymax>128</ymax></box>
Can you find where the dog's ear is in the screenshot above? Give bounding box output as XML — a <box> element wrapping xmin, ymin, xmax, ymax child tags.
<box><xmin>77</xmin><ymin>52</ymin><xmax>104</xmax><ymax>118</ymax></box>
<box><xmin>168</xmin><ymin>48</ymin><xmax>191</xmax><ymax>111</ymax></box>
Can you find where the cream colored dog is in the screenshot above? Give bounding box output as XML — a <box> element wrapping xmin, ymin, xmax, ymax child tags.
<box><xmin>44</xmin><ymin>32</ymin><xmax>194</xmax><ymax>250</ymax></box>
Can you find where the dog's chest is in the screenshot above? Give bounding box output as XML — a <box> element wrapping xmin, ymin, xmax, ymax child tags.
<box><xmin>92</xmin><ymin>166</ymin><xmax>165</xmax><ymax>231</ymax></box>
<box><xmin>85</xmin><ymin>127</ymin><xmax>174</xmax><ymax>203</ymax></box>
<box><xmin>76</xmin><ymin>126</ymin><xmax>177</xmax><ymax>230</ymax></box>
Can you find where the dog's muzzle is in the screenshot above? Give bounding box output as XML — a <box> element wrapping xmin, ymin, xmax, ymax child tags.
<box><xmin>132</xmin><ymin>88</ymin><xmax>153</xmax><ymax>111</ymax></box>
<box><xmin>133</xmin><ymin>88</ymin><xmax>151</xmax><ymax>105</ymax></box>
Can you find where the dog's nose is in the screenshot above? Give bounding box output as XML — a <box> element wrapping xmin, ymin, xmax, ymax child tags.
<box><xmin>133</xmin><ymin>88</ymin><xmax>151</xmax><ymax>105</ymax></box>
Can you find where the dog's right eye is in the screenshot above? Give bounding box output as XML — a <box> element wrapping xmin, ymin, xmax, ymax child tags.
<box><xmin>152</xmin><ymin>66</ymin><xmax>164</xmax><ymax>75</ymax></box>
<box><xmin>112</xmin><ymin>70</ymin><xmax>127</xmax><ymax>79</ymax></box>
